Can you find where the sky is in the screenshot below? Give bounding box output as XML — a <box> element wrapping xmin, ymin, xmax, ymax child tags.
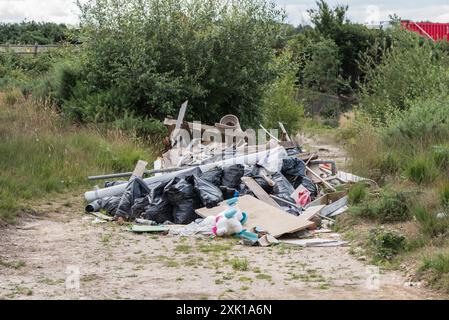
<box><xmin>0</xmin><ymin>0</ymin><xmax>448</xmax><ymax>26</ymax></box>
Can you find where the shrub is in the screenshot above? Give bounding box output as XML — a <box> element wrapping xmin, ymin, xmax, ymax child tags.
<box><xmin>358</xmin><ymin>29</ymin><xmax>449</xmax><ymax>124</ymax></box>
<box><xmin>350</xmin><ymin>189</ymin><xmax>411</xmax><ymax>223</ymax></box>
<box><xmin>261</xmin><ymin>50</ymin><xmax>304</xmax><ymax>132</ymax></box>
<box><xmin>77</xmin><ymin>0</ymin><xmax>285</xmax><ymax>126</ymax></box>
<box><xmin>368</xmin><ymin>227</ymin><xmax>406</xmax><ymax>261</ymax></box>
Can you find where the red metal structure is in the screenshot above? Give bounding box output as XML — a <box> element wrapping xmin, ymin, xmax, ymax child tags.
<box><xmin>401</xmin><ymin>20</ymin><xmax>449</xmax><ymax>41</ymax></box>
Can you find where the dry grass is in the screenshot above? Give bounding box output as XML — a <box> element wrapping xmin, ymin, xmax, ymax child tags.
<box><xmin>0</xmin><ymin>93</ymin><xmax>158</xmax><ymax>223</ymax></box>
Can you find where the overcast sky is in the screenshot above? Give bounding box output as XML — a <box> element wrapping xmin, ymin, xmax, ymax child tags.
<box><xmin>0</xmin><ymin>0</ymin><xmax>448</xmax><ymax>26</ymax></box>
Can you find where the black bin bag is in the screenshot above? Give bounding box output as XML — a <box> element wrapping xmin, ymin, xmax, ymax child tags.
<box><xmin>200</xmin><ymin>167</ymin><xmax>223</xmax><ymax>187</ymax></box>
<box><xmin>163</xmin><ymin>177</ymin><xmax>197</xmax><ymax>224</ymax></box>
<box><xmin>221</xmin><ymin>164</ymin><xmax>244</xmax><ymax>188</ymax></box>
<box><xmin>115</xmin><ymin>178</ymin><xmax>151</xmax><ymax>220</ymax></box>
<box><xmin>141</xmin><ymin>181</ymin><xmax>173</xmax><ymax>223</ymax></box>
<box><xmin>193</xmin><ymin>175</ymin><xmax>223</xmax><ymax>208</ymax></box>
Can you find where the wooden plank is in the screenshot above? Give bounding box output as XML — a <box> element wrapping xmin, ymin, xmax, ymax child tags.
<box><xmin>241</xmin><ymin>177</ymin><xmax>280</xmax><ymax>208</ymax></box>
<box><xmin>196</xmin><ymin>195</ymin><xmax>315</xmax><ymax>238</ymax></box>
<box><xmin>278</xmin><ymin>122</ymin><xmax>292</xmax><ymax>141</ymax></box>
<box><xmin>131</xmin><ymin>160</ymin><xmax>148</xmax><ymax>180</ymax></box>
<box><xmin>298</xmin><ymin>205</ymin><xmax>325</xmax><ymax>221</ymax></box>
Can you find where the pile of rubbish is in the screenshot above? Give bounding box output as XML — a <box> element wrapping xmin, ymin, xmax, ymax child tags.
<box><xmin>84</xmin><ymin>102</ymin><xmax>370</xmax><ymax>246</ymax></box>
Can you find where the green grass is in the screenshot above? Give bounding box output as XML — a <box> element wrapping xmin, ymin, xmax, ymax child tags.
<box><xmin>413</xmin><ymin>205</ymin><xmax>449</xmax><ymax>238</ymax></box>
<box><xmin>230</xmin><ymin>258</ymin><xmax>249</xmax><ymax>271</ymax></box>
<box><xmin>405</xmin><ymin>156</ymin><xmax>438</xmax><ymax>185</ymax></box>
<box><xmin>419</xmin><ymin>252</ymin><xmax>449</xmax><ymax>292</ymax></box>
<box><xmin>348</xmin><ymin>182</ymin><xmax>368</xmax><ymax>205</ymax></box>
<box><xmin>0</xmin><ymin>95</ymin><xmax>158</xmax><ymax>222</ymax></box>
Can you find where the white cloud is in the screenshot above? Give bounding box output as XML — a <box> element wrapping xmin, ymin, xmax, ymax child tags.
<box><xmin>0</xmin><ymin>0</ymin><xmax>79</xmax><ymax>24</ymax></box>
<box><xmin>0</xmin><ymin>0</ymin><xmax>447</xmax><ymax>26</ymax></box>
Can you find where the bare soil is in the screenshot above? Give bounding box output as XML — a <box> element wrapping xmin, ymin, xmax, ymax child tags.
<box><xmin>0</xmin><ymin>134</ymin><xmax>443</xmax><ymax>300</ymax></box>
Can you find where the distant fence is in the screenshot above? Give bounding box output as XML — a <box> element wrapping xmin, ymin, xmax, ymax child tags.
<box><xmin>0</xmin><ymin>44</ymin><xmax>60</xmax><ymax>55</ymax></box>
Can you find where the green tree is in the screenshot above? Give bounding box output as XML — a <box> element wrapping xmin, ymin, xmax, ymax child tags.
<box><xmin>74</xmin><ymin>0</ymin><xmax>284</xmax><ymax>126</ymax></box>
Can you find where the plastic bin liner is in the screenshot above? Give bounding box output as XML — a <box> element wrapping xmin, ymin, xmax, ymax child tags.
<box><xmin>221</xmin><ymin>164</ymin><xmax>244</xmax><ymax>188</ymax></box>
<box><xmin>164</xmin><ymin>177</ymin><xmax>197</xmax><ymax>224</ymax></box>
<box><xmin>193</xmin><ymin>175</ymin><xmax>223</xmax><ymax>208</ymax></box>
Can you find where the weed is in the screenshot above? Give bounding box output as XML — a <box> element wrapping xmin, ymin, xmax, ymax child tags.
<box><xmin>432</xmin><ymin>145</ymin><xmax>449</xmax><ymax>170</ymax></box>
<box><xmin>405</xmin><ymin>156</ymin><xmax>438</xmax><ymax>185</ymax></box>
<box><xmin>198</xmin><ymin>243</ymin><xmax>232</xmax><ymax>253</ymax></box>
<box><xmin>240</xmin><ymin>286</ymin><xmax>250</xmax><ymax>291</ymax></box>
<box><xmin>368</xmin><ymin>228</ymin><xmax>406</xmax><ymax>262</ymax></box>
<box><xmin>0</xmin><ymin>259</ymin><xmax>26</xmax><ymax>269</ymax></box>
<box><xmin>255</xmin><ymin>274</ymin><xmax>272</xmax><ymax>281</ymax></box>
<box><xmin>348</xmin><ymin>182</ymin><xmax>368</xmax><ymax>205</ymax></box>
<box><xmin>413</xmin><ymin>205</ymin><xmax>449</xmax><ymax>238</ymax></box>
<box><xmin>419</xmin><ymin>252</ymin><xmax>449</xmax><ymax>292</ymax></box>
<box><xmin>174</xmin><ymin>244</ymin><xmax>191</xmax><ymax>254</ymax></box>
<box><xmin>440</xmin><ymin>182</ymin><xmax>449</xmax><ymax>209</ymax></box>
<box><xmin>230</xmin><ymin>258</ymin><xmax>249</xmax><ymax>271</ymax></box>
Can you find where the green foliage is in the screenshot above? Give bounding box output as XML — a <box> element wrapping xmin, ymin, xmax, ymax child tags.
<box><xmin>0</xmin><ymin>21</ymin><xmax>70</xmax><ymax>44</ymax></box>
<box><xmin>261</xmin><ymin>50</ymin><xmax>304</xmax><ymax>132</ymax></box>
<box><xmin>76</xmin><ymin>0</ymin><xmax>284</xmax><ymax>126</ymax></box>
<box><xmin>433</xmin><ymin>145</ymin><xmax>449</xmax><ymax>170</ymax></box>
<box><xmin>348</xmin><ymin>182</ymin><xmax>368</xmax><ymax>205</ymax></box>
<box><xmin>382</xmin><ymin>95</ymin><xmax>449</xmax><ymax>146</ymax></box>
<box><xmin>350</xmin><ymin>189</ymin><xmax>411</xmax><ymax>223</ymax></box>
<box><xmin>358</xmin><ymin>30</ymin><xmax>449</xmax><ymax>123</ymax></box>
<box><xmin>413</xmin><ymin>205</ymin><xmax>449</xmax><ymax>238</ymax></box>
<box><xmin>440</xmin><ymin>183</ymin><xmax>449</xmax><ymax>209</ymax></box>
<box><xmin>405</xmin><ymin>156</ymin><xmax>438</xmax><ymax>185</ymax></box>
<box><xmin>419</xmin><ymin>252</ymin><xmax>449</xmax><ymax>292</ymax></box>
<box><xmin>368</xmin><ymin>227</ymin><xmax>406</xmax><ymax>261</ymax></box>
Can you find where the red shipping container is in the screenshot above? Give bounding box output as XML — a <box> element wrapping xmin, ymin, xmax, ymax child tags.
<box><xmin>401</xmin><ymin>20</ymin><xmax>449</xmax><ymax>41</ymax></box>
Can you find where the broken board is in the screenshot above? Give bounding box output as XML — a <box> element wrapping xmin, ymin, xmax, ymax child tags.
<box><xmin>241</xmin><ymin>177</ymin><xmax>280</xmax><ymax>208</ymax></box>
<box><xmin>196</xmin><ymin>195</ymin><xmax>315</xmax><ymax>238</ymax></box>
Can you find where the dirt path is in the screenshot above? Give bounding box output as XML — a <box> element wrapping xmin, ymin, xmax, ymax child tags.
<box><xmin>0</xmin><ymin>135</ymin><xmax>443</xmax><ymax>300</ymax></box>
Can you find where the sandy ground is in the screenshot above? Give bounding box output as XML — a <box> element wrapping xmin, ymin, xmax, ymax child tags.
<box><xmin>0</xmin><ymin>191</ymin><xmax>442</xmax><ymax>300</ymax></box>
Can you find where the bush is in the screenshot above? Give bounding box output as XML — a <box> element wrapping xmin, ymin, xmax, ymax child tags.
<box><xmin>76</xmin><ymin>0</ymin><xmax>285</xmax><ymax>126</ymax></box>
<box><xmin>368</xmin><ymin>227</ymin><xmax>406</xmax><ymax>261</ymax></box>
<box><xmin>261</xmin><ymin>50</ymin><xmax>304</xmax><ymax>132</ymax></box>
<box><xmin>350</xmin><ymin>189</ymin><xmax>411</xmax><ymax>223</ymax></box>
<box><xmin>413</xmin><ymin>205</ymin><xmax>449</xmax><ymax>238</ymax></box>
<box><xmin>359</xmin><ymin>29</ymin><xmax>449</xmax><ymax>124</ymax></box>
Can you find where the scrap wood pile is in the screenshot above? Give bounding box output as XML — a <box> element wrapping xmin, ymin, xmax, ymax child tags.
<box><xmin>84</xmin><ymin>103</ymin><xmax>370</xmax><ymax>247</ymax></box>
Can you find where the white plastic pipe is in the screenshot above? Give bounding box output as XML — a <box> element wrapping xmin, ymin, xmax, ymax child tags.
<box><xmin>84</xmin><ymin>146</ymin><xmax>288</xmax><ymax>202</ymax></box>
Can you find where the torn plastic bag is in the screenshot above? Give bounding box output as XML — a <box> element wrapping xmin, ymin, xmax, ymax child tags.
<box><xmin>164</xmin><ymin>177</ymin><xmax>198</xmax><ymax>224</ymax></box>
<box><xmin>200</xmin><ymin>167</ymin><xmax>223</xmax><ymax>187</ymax></box>
<box><xmin>221</xmin><ymin>164</ymin><xmax>244</xmax><ymax>188</ymax></box>
<box><xmin>115</xmin><ymin>177</ymin><xmax>151</xmax><ymax>220</ymax></box>
<box><xmin>193</xmin><ymin>175</ymin><xmax>223</xmax><ymax>208</ymax></box>
<box><xmin>220</xmin><ymin>186</ymin><xmax>238</xmax><ymax>200</ymax></box>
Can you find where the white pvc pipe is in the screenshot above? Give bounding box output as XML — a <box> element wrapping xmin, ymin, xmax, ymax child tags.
<box><xmin>84</xmin><ymin>146</ymin><xmax>287</xmax><ymax>202</ymax></box>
